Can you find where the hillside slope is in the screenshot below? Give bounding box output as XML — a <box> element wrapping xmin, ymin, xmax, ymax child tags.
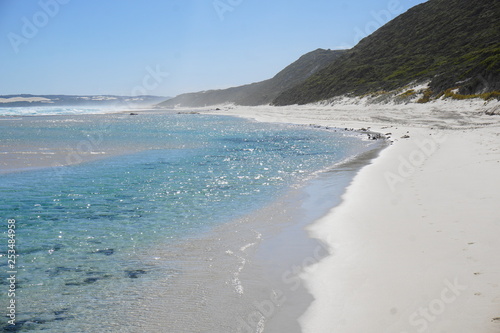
<box><xmin>158</xmin><ymin>49</ymin><xmax>346</xmax><ymax>107</ymax></box>
<box><xmin>273</xmin><ymin>0</ymin><xmax>500</xmax><ymax>105</ymax></box>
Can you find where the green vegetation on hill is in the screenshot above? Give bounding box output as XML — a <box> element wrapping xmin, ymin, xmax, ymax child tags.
<box><xmin>157</xmin><ymin>49</ymin><xmax>346</xmax><ymax>107</ymax></box>
<box><xmin>273</xmin><ymin>0</ymin><xmax>500</xmax><ymax>105</ymax></box>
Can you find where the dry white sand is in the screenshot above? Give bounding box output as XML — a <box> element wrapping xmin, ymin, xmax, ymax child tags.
<box><xmin>204</xmin><ymin>98</ymin><xmax>500</xmax><ymax>333</ymax></box>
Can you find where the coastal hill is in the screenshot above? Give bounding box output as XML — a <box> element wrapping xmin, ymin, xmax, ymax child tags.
<box><xmin>273</xmin><ymin>0</ymin><xmax>500</xmax><ymax>105</ymax></box>
<box><xmin>158</xmin><ymin>0</ymin><xmax>499</xmax><ymax>108</ymax></box>
<box><xmin>157</xmin><ymin>49</ymin><xmax>346</xmax><ymax>107</ymax></box>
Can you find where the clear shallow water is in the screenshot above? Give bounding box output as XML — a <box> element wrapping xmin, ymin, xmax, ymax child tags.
<box><xmin>0</xmin><ymin>111</ymin><xmax>378</xmax><ymax>331</ymax></box>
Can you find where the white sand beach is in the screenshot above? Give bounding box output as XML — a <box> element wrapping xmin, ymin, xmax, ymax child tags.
<box><xmin>207</xmin><ymin>98</ymin><xmax>500</xmax><ymax>332</ymax></box>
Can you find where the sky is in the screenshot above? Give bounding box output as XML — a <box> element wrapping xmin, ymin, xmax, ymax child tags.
<box><xmin>0</xmin><ymin>0</ymin><xmax>427</xmax><ymax>97</ymax></box>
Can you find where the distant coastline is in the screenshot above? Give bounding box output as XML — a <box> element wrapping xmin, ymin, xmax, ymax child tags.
<box><xmin>0</xmin><ymin>94</ymin><xmax>167</xmax><ymax>108</ymax></box>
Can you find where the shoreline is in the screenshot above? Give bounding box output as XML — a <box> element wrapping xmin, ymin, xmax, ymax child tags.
<box><xmin>0</xmin><ymin>110</ymin><xmax>381</xmax><ymax>332</ymax></box>
<box><xmin>2</xmin><ymin>99</ymin><xmax>499</xmax><ymax>332</ymax></box>
<box><xmin>116</xmin><ymin>143</ymin><xmax>384</xmax><ymax>333</ymax></box>
<box><xmin>252</xmin><ymin>145</ymin><xmax>387</xmax><ymax>333</ymax></box>
<box><xmin>204</xmin><ymin>98</ymin><xmax>500</xmax><ymax>332</ymax></box>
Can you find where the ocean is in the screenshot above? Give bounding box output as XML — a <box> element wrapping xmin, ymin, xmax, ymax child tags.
<box><xmin>0</xmin><ymin>106</ymin><xmax>111</xmax><ymax>117</ymax></box>
<box><xmin>0</xmin><ymin>108</ymin><xmax>383</xmax><ymax>332</ymax></box>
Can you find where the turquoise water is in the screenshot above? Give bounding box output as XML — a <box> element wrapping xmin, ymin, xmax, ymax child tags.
<box><xmin>0</xmin><ymin>112</ymin><xmax>376</xmax><ymax>331</ymax></box>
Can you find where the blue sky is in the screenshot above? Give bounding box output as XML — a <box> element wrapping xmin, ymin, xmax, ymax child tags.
<box><xmin>0</xmin><ymin>0</ymin><xmax>426</xmax><ymax>97</ymax></box>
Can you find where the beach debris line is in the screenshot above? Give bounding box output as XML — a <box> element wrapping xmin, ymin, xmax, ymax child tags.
<box><xmin>307</xmin><ymin>124</ymin><xmax>388</xmax><ymax>140</ymax></box>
